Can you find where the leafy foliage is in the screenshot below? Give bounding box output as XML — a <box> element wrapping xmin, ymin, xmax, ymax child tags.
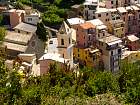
<box><xmin>0</xmin><ymin>59</ymin><xmax>140</xmax><ymax>104</ymax></box>
<box><xmin>0</xmin><ymin>27</ymin><xmax>6</xmax><ymax>41</ymax></box>
<box><xmin>36</xmin><ymin>22</ymin><xmax>48</xmax><ymax>41</ymax></box>
<box><xmin>15</xmin><ymin>0</ymin><xmax>83</xmax><ymax>27</ymax></box>
<box><xmin>0</xmin><ymin>15</ymin><xmax>4</xmax><ymax>26</ymax></box>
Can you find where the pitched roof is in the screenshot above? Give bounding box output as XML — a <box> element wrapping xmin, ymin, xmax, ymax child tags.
<box><xmin>108</xmin><ymin>8</ymin><xmax>117</xmax><ymax>13</ymax></box>
<box><xmin>79</xmin><ymin>22</ymin><xmax>95</xmax><ymax>29</ymax></box>
<box><xmin>98</xmin><ymin>35</ymin><xmax>122</xmax><ymax>45</ymax></box>
<box><xmin>96</xmin><ymin>8</ymin><xmax>109</xmax><ymax>13</ymax></box>
<box><xmin>117</xmin><ymin>7</ymin><xmax>127</xmax><ymax>13</ymax></box>
<box><xmin>5</xmin><ymin>31</ymin><xmax>33</xmax><ymax>45</ymax></box>
<box><xmin>14</xmin><ymin>22</ymin><xmax>37</xmax><ymax>33</ymax></box>
<box><xmin>127</xmin><ymin>35</ymin><xmax>139</xmax><ymax>42</ymax></box>
<box><xmin>88</xmin><ymin>19</ymin><xmax>104</xmax><ymax>26</ymax></box>
<box><xmin>39</xmin><ymin>53</ymin><xmax>68</xmax><ymax>63</ymax></box>
<box><xmin>126</xmin><ymin>6</ymin><xmax>133</xmax><ymax>11</ymax></box>
<box><xmin>3</xmin><ymin>42</ymin><xmax>27</xmax><ymax>52</ymax></box>
<box><xmin>131</xmin><ymin>5</ymin><xmax>140</xmax><ymax>10</ymax></box>
<box><xmin>59</xmin><ymin>21</ymin><xmax>71</xmax><ymax>34</ymax></box>
<box><xmin>84</xmin><ymin>0</ymin><xmax>98</xmax><ymax>5</ymax></box>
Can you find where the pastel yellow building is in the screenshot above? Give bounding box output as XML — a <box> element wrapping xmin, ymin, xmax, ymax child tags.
<box><xmin>73</xmin><ymin>46</ymin><xmax>101</xmax><ymax>68</ymax></box>
<box><xmin>108</xmin><ymin>19</ymin><xmax>125</xmax><ymax>38</ymax></box>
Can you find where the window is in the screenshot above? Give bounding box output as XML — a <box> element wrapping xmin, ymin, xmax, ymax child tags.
<box><xmin>63</xmin><ymin>54</ymin><xmax>64</xmax><ymax>58</ymax></box>
<box><xmin>93</xmin><ymin>55</ymin><xmax>96</xmax><ymax>61</ymax></box>
<box><xmin>98</xmin><ymin>14</ymin><xmax>101</xmax><ymax>17</ymax></box>
<box><xmin>89</xmin><ymin>36</ymin><xmax>90</xmax><ymax>41</ymax></box>
<box><xmin>98</xmin><ymin>34</ymin><xmax>100</xmax><ymax>37</ymax></box>
<box><xmin>18</xmin><ymin>30</ymin><xmax>20</xmax><ymax>33</ymax></box>
<box><xmin>103</xmin><ymin>33</ymin><xmax>105</xmax><ymax>36</ymax></box>
<box><xmin>49</xmin><ymin>41</ymin><xmax>53</xmax><ymax>44</ymax></box>
<box><xmin>118</xmin><ymin>49</ymin><xmax>121</xmax><ymax>54</ymax></box>
<box><xmin>28</xmin><ymin>18</ymin><xmax>32</xmax><ymax>21</ymax></box>
<box><xmin>78</xmin><ymin>54</ymin><xmax>80</xmax><ymax>57</ymax></box>
<box><xmin>101</xmin><ymin>42</ymin><xmax>103</xmax><ymax>46</ymax></box>
<box><xmin>123</xmin><ymin>17</ymin><xmax>125</xmax><ymax>21</ymax></box>
<box><xmin>111</xmin><ymin>1</ymin><xmax>113</xmax><ymax>4</ymax></box>
<box><xmin>128</xmin><ymin>16</ymin><xmax>130</xmax><ymax>20</ymax></box>
<box><xmin>61</xmin><ymin>39</ymin><xmax>64</xmax><ymax>45</ymax></box>
<box><xmin>111</xmin><ymin>51</ymin><xmax>113</xmax><ymax>55</ymax></box>
<box><xmin>116</xmin><ymin>1</ymin><xmax>118</xmax><ymax>5</ymax></box>
<box><xmin>84</xmin><ymin>36</ymin><xmax>85</xmax><ymax>39</ymax></box>
<box><xmin>106</xmin><ymin>13</ymin><xmax>108</xmax><ymax>16</ymax></box>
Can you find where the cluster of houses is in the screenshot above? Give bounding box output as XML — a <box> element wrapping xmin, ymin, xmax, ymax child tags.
<box><xmin>40</xmin><ymin>0</ymin><xmax>140</xmax><ymax>74</ymax></box>
<box><xmin>1</xmin><ymin>0</ymin><xmax>140</xmax><ymax>76</ymax></box>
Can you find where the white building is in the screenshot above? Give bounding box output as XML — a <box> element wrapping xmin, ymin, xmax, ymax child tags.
<box><xmin>98</xmin><ymin>35</ymin><xmax>122</xmax><ymax>72</ymax></box>
<box><xmin>24</xmin><ymin>12</ymin><xmax>40</xmax><ymax>25</ymax></box>
<box><xmin>83</xmin><ymin>0</ymin><xmax>99</xmax><ymax>20</ymax></box>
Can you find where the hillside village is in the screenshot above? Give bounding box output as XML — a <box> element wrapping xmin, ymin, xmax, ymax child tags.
<box><xmin>1</xmin><ymin>0</ymin><xmax>140</xmax><ymax>105</ymax></box>
<box><xmin>0</xmin><ymin>0</ymin><xmax>140</xmax><ymax>76</ymax></box>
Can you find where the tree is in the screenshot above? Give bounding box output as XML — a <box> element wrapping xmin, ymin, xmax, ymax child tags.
<box><xmin>36</xmin><ymin>22</ymin><xmax>48</xmax><ymax>41</ymax></box>
<box><xmin>0</xmin><ymin>27</ymin><xmax>6</xmax><ymax>41</ymax></box>
<box><xmin>0</xmin><ymin>15</ymin><xmax>4</xmax><ymax>26</ymax></box>
<box><xmin>14</xmin><ymin>2</ymin><xmax>24</xmax><ymax>9</ymax></box>
<box><xmin>42</xmin><ymin>12</ymin><xmax>64</xmax><ymax>27</ymax></box>
<box><xmin>118</xmin><ymin>61</ymin><xmax>140</xmax><ymax>104</ymax></box>
<box><xmin>0</xmin><ymin>59</ymin><xmax>8</xmax><ymax>104</ymax></box>
<box><xmin>6</xmin><ymin>70</ymin><xmax>22</xmax><ymax>104</ymax></box>
<box><xmin>87</xmin><ymin>71</ymin><xmax>120</xmax><ymax>96</ymax></box>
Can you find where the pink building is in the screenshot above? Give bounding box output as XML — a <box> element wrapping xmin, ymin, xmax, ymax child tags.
<box><xmin>3</xmin><ymin>9</ymin><xmax>25</xmax><ymax>28</ymax></box>
<box><xmin>75</xmin><ymin>22</ymin><xmax>96</xmax><ymax>48</ymax></box>
<box><xmin>39</xmin><ymin>53</ymin><xmax>67</xmax><ymax>75</ymax></box>
<box><xmin>126</xmin><ymin>6</ymin><xmax>137</xmax><ymax>35</ymax></box>
<box><xmin>10</xmin><ymin>9</ymin><xmax>25</xmax><ymax>28</ymax></box>
<box><xmin>127</xmin><ymin>35</ymin><xmax>140</xmax><ymax>50</ymax></box>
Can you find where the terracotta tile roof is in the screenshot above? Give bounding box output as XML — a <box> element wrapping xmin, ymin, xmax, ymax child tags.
<box><xmin>79</xmin><ymin>22</ymin><xmax>95</xmax><ymax>29</ymax></box>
